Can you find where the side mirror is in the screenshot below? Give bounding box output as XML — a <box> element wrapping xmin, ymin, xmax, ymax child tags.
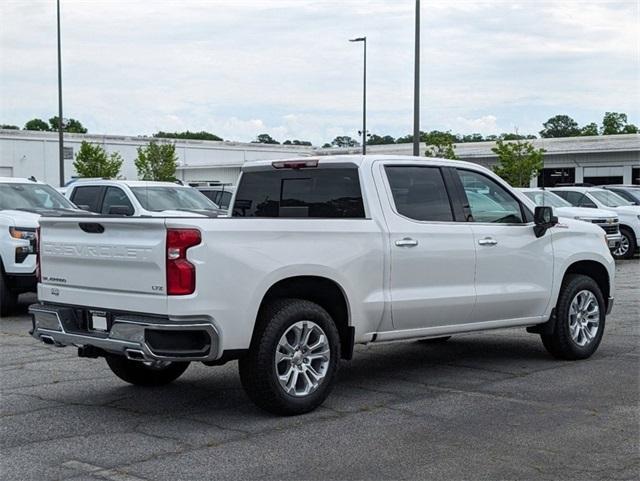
<box><xmin>533</xmin><ymin>206</ymin><xmax>558</xmax><ymax>238</ymax></box>
<box><xmin>76</xmin><ymin>204</ymin><xmax>91</xmax><ymax>211</ymax></box>
<box><xmin>108</xmin><ymin>205</ymin><xmax>134</xmax><ymax>216</ymax></box>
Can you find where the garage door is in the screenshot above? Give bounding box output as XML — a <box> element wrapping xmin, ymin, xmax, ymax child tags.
<box><xmin>0</xmin><ymin>167</ymin><xmax>13</xmax><ymax>177</ymax></box>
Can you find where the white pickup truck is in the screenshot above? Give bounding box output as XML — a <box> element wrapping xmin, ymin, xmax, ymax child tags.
<box><xmin>30</xmin><ymin>156</ymin><xmax>615</xmax><ymax>415</ymax></box>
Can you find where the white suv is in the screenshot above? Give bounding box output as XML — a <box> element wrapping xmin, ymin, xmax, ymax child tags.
<box><xmin>66</xmin><ymin>180</ymin><xmax>224</xmax><ymax>217</ymax></box>
<box><xmin>518</xmin><ymin>188</ymin><xmax>621</xmax><ymax>251</ymax></box>
<box><xmin>551</xmin><ymin>186</ymin><xmax>640</xmax><ymax>259</ymax></box>
<box><xmin>0</xmin><ymin>177</ymin><xmax>82</xmax><ymax>315</ymax></box>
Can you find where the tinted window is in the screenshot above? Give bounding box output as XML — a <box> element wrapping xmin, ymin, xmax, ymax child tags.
<box><xmin>554</xmin><ymin>191</ymin><xmax>597</xmax><ymax>208</ymax></box>
<box><xmin>101</xmin><ymin>187</ymin><xmax>134</xmax><ymax>215</ymax></box>
<box><xmin>71</xmin><ymin>186</ymin><xmax>103</xmax><ymax>212</ymax></box>
<box><xmin>458</xmin><ymin>170</ymin><xmax>524</xmax><ymax>223</ymax></box>
<box><xmin>233</xmin><ymin>168</ymin><xmax>364</xmax><ymax>218</ymax></box>
<box><xmin>385</xmin><ymin>166</ymin><xmax>453</xmax><ymax>221</ymax></box>
<box><xmin>218</xmin><ymin>191</ymin><xmax>232</xmax><ymax>209</ymax></box>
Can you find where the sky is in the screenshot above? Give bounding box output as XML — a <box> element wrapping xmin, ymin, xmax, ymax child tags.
<box><xmin>1</xmin><ymin>0</ymin><xmax>638</xmax><ymax>145</ymax></box>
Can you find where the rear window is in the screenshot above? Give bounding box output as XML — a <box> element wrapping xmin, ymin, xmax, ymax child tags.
<box><xmin>233</xmin><ymin>168</ymin><xmax>365</xmax><ymax>218</ymax></box>
<box><xmin>71</xmin><ymin>186</ymin><xmax>103</xmax><ymax>212</ymax></box>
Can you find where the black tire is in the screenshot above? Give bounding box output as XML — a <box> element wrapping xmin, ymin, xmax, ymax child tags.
<box><xmin>541</xmin><ymin>274</ymin><xmax>606</xmax><ymax>360</ymax></box>
<box><xmin>418</xmin><ymin>336</ymin><xmax>451</xmax><ymax>344</ymax></box>
<box><xmin>105</xmin><ymin>356</ymin><xmax>189</xmax><ymax>386</ymax></box>
<box><xmin>612</xmin><ymin>227</ymin><xmax>636</xmax><ymax>260</ymax></box>
<box><xmin>238</xmin><ymin>298</ymin><xmax>341</xmax><ymax>416</ymax></box>
<box><xmin>0</xmin><ymin>271</ymin><xmax>18</xmax><ymax>318</ymax></box>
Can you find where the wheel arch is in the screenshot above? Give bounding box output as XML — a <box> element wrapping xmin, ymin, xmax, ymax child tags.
<box><xmin>562</xmin><ymin>260</ymin><xmax>611</xmax><ymax>310</ymax></box>
<box><xmin>253</xmin><ymin>275</ymin><xmax>354</xmax><ymax>360</ymax></box>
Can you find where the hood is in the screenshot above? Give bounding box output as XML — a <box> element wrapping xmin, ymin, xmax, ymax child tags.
<box><xmin>0</xmin><ymin>209</ymin><xmax>42</xmax><ymax>227</ymax></box>
<box><xmin>554</xmin><ymin>206</ymin><xmax>617</xmax><ymax>220</ymax></box>
<box><xmin>612</xmin><ymin>205</ymin><xmax>640</xmax><ymax>216</ymax></box>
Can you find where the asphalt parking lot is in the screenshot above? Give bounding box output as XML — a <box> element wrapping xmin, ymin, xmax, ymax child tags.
<box><xmin>1</xmin><ymin>260</ymin><xmax>638</xmax><ymax>481</ymax></box>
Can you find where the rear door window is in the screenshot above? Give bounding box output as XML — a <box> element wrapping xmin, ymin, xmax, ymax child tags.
<box><xmin>70</xmin><ymin>186</ymin><xmax>104</xmax><ymax>212</ymax></box>
<box><xmin>384</xmin><ymin>166</ymin><xmax>454</xmax><ymax>221</ymax></box>
<box><xmin>233</xmin><ymin>168</ymin><xmax>364</xmax><ymax>218</ymax></box>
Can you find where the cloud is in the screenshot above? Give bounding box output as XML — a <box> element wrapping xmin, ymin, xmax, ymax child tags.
<box><xmin>1</xmin><ymin>0</ymin><xmax>637</xmax><ymax>144</ymax></box>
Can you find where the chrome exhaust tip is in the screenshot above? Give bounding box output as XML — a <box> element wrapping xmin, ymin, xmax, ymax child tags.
<box><xmin>124</xmin><ymin>349</ymin><xmax>148</xmax><ymax>361</ymax></box>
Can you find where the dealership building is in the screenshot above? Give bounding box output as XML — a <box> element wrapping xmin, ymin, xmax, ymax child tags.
<box><xmin>1</xmin><ymin>129</ymin><xmax>638</xmax><ymax>187</ymax></box>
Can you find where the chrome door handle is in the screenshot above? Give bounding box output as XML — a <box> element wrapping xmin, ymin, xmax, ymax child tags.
<box><xmin>478</xmin><ymin>237</ymin><xmax>498</xmax><ymax>246</ymax></box>
<box><xmin>395</xmin><ymin>237</ymin><xmax>418</xmax><ymax>247</ymax></box>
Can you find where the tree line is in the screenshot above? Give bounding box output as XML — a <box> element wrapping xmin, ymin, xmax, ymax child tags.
<box><xmin>3</xmin><ymin>111</ymin><xmax>635</xmax><ymax>147</ymax></box>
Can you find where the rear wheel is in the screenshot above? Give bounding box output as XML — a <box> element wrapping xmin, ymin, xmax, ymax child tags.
<box><xmin>612</xmin><ymin>227</ymin><xmax>636</xmax><ymax>260</ymax></box>
<box><xmin>105</xmin><ymin>356</ymin><xmax>189</xmax><ymax>386</ymax></box>
<box><xmin>0</xmin><ymin>271</ymin><xmax>18</xmax><ymax>317</ymax></box>
<box><xmin>238</xmin><ymin>299</ymin><xmax>341</xmax><ymax>415</ymax></box>
<box><xmin>541</xmin><ymin>274</ymin><xmax>605</xmax><ymax>360</ymax></box>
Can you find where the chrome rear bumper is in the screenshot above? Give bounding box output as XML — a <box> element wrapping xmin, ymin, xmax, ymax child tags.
<box><xmin>29</xmin><ymin>303</ymin><xmax>220</xmax><ymax>362</ymax></box>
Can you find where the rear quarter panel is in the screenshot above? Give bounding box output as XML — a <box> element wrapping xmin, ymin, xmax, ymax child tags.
<box><xmin>165</xmin><ymin>217</ymin><xmax>386</xmax><ymax>351</ymax></box>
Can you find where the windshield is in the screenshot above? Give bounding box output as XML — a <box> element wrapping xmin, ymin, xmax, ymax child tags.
<box><xmin>0</xmin><ymin>183</ymin><xmax>76</xmax><ymax>210</ymax></box>
<box><xmin>131</xmin><ymin>186</ymin><xmax>218</xmax><ymax>212</ymax></box>
<box><xmin>522</xmin><ymin>191</ymin><xmax>572</xmax><ymax>208</ymax></box>
<box><xmin>590</xmin><ymin>190</ymin><xmax>633</xmax><ymax>207</ymax></box>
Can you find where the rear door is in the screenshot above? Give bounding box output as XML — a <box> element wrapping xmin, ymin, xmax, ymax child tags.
<box><xmin>374</xmin><ymin>161</ymin><xmax>476</xmax><ymax>331</ymax></box>
<box><xmin>454</xmin><ymin>168</ymin><xmax>553</xmax><ymax>322</ymax></box>
<box><xmin>38</xmin><ymin>217</ymin><xmax>169</xmax><ymax>313</ymax></box>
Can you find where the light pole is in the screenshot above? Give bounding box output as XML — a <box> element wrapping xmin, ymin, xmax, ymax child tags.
<box><xmin>413</xmin><ymin>0</ymin><xmax>420</xmax><ymax>157</ymax></box>
<box><xmin>349</xmin><ymin>37</ymin><xmax>366</xmax><ymax>155</ymax></box>
<box><xmin>57</xmin><ymin>0</ymin><xmax>65</xmax><ymax>186</ymax></box>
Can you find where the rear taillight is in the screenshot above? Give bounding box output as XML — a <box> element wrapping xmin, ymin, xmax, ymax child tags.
<box><xmin>35</xmin><ymin>227</ymin><xmax>41</xmax><ymax>283</ymax></box>
<box><xmin>166</xmin><ymin>229</ymin><xmax>201</xmax><ymax>296</ymax></box>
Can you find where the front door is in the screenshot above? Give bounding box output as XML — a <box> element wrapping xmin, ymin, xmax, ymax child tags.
<box><xmin>455</xmin><ymin>168</ymin><xmax>554</xmax><ymax>322</ymax></box>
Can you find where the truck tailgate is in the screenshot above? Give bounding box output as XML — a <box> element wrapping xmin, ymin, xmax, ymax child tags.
<box><xmin>38</xmin><ymin>217</ymin><xmax>168</xmax><ymax>313</ymax></box>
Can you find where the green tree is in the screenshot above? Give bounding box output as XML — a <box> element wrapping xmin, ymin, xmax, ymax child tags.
<box><xmin>331</xmin><ymin>136</ymin><xmax>359</xmax><ymax>147</ymax></box>
<box><xmin>367</xmin><ymin>134</ymin><xmax>396</xmax><ymax>145</ymax></box>
<box><xmin>24</xmin><ymin>118</ymin><xmax>50</xmax><ymax>131</ymax></box>
<box><xmin>424</xmin><ymin>130</ymin><xmax>458</xmax><ymax>159</ymax></box>
<box><xmin>1</xmin><ymin>124</ymin><xmax>19</xmax><ymax>130</ymax></box>
<box><xmin>491</xmin><ymin>139</ymin><xmax>545</xmax><ymax>187</ymax></box>
<box><xmin>580</xmin><ymin>122</ymin><xmax>599</xmax><ymax>136</ymax></box>
<box><xmin>153</xmin><ymin>130</ymin><xmax>223</xmax><ymax>141</ymax></box>
<box><xmin>49</xmin><ymin>116</ymin><xmax>87</xmax><ymax>133</ymax></box>
<box><xmin>461</xmin><ymin>133</ymin><xmax>484</xmax><ymax>142</ymax></box>
<box><xmin>539</xmin><ymin>115</ymin><xmax>580</xmax><ymax>138</ymax></box>
<box><xmin>321</xmin><ymin>143</ymin><xmax>332</xmax><ymax>148</ymax></box>
<box><xmin>135</xmin><ymin>141</ymin><xmax>178</xmax><ymax>181</ymax></box>
<box><xmin>73</xmin><ymin>141</ymin><xmax>123</xmax><ymax>178</ymax></box>
<box><xmin>253</xmin><ymin>133</ymin><xmax>279</xmax><ymax>144</ymax></box>
<box><xmin>283</xmin><ymin>139</ymin><xmax>312</xmax><ymax>146</ymax></box>
<box><xmin>601</xmin><ymin>112</ymin><xmax>637</xmax><ymax>135</ymax></box>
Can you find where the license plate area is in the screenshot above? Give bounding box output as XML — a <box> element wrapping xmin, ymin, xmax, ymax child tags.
<box><xmin>88</xmin><ymin>311</ymin><xmax>110</xmax><ymax>332</ymax></box>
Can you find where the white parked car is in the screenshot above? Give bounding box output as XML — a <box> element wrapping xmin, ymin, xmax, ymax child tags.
<box><xmin>0</xmin><ymin>177</ymin><xmax>83</xmax><ymax>316</ymax></box>
<box><xmin>551</xmin><ymin>186</ymin><xmax>640</xmax><ymax>259</ymax></box>
<box><xmin>65</xmin><ymin>180</ymin><xmax>225</xmax><ymax>217</ymax></box>
<box><xmin>191</xmin><ymin>184</ymin><xmax>235</xmax><ymax>211</ymax></box>
<box><xmin>31</xmin><ymin>156</ymin><xmax>615</xmax><ymax>415</ymax></box>
<box><xmin>517</xmin><ymin>188</ymin><xmax>621</xmax><ymax>251</ymax></box>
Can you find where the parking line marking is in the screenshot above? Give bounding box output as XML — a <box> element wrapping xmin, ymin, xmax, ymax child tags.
<box><xmin>62</xmin><ymin>460</ymin><xmax>149</xmax><ymax>481</ymax></box>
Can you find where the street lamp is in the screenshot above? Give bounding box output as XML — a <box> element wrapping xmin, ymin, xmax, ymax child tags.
<box><xmin>349</xmin><ymin>36</ymin><xmax>366</xmax><ymax>155</ymax></box>
<box><xmin>413</xmin><ymin>0</ymin><xmax>421</xmax><ymax>157</ymax></box>
<box><xmin>57</xmin><ymin>0</ymin><xmax>65</xmax><ymax>186</ymax></box>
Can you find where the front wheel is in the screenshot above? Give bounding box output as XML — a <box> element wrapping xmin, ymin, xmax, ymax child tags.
<box><xmin>106</xmin><ymin>356</ymin><xmax>190</xmax><ymax>386</ymax></box>
<box><xmin>239</xmin><ymin>299</ymin><xmax>341</xmax><ymax>415</ymax></box>
<box><xmin>612</xmin><ymin>227</ymin><xmax>636</xmax><ymax>260</ymax></box>
<box><xmin>541</xmin><ymin>274</ymin><xmax>605</xmax><ymax>360</ymax></box>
